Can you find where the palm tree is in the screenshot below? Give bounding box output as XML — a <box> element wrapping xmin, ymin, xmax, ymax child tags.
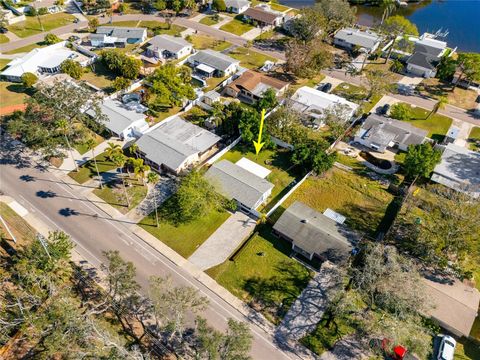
<box><xmin>111</xmin><ymin>153</ymin><xmax>131</xmax><ymax>208</ymax></box>
<box><xmin>132</xmin><ymin>158</ymin><xmax>150</xmax><ymax>186</ymax></box>
<box><xmin>130</xmin><ymin>143</ymin><xmax>139</xmax><ymax>159</ymax></box>
<box><xmin>147</xmin><ymin>172</ymin><xmax>160</xmax><ymax>228</ymax></box>
<box><xmin>428</xmin><ymin>96</ymin><xmax>448</xmax><ymax>119</ymax></box>
<box><xmin>56</xmin><ymin>119</ymin><xmax>78</xmax><ymax>172</ymax></box>
<box><xmin>105</xmin><ymin>142</ymin><xmax>122</xmax><ymax>161</ymax></box>
<box><xmin>85</xmin><ymin>138</ymin><xmax>103</xmax><ymax>189</ymax></box>
<box><xmin>380</xmin><ymin>0</ymin><xmax>397</xmax><ymax>25</ymax></box>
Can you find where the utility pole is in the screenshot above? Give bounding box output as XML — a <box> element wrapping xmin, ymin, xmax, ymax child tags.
<box><xmin>0</xmin><ymin>214</ymin><xmax>17</xmax><ymax>244</ymax></box>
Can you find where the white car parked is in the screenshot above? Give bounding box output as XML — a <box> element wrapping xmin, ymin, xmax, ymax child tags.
<box><xmin>437</xmin><ymin>335</ymin><xmax>456</xmax><ymax>360</ymax></box>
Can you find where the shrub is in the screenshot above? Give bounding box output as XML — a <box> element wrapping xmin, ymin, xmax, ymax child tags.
<box><xmin>44</xmin><ymin>33</ymin><xmax>61</xmax><ymax>45</ymax></box>
<box><xmin>212</xmin><ymin>0</ymin><xmax>226</xmax><ymax>12</ymax></box>
<box><xmin>390</xmin><ymin>59</ymin><xmax>404</xmax><ymax>73</ymax></box>
<box><xmin>60</xmin><ymin>59</ymin><xmax>83</xmax><ymax>79</ymax></box>
<box><xmin>38</xmin><ymin>7</ymin><xmax>48</xmax><ymax>15</ymax></box>
<box><xmin>390</xmin><ymin>103</ymin><xmax>412</xmax><ymax>121</ymax></box>
<box><xmin>21</xmin><ymin>72</ymin><xmax>38</xmax><ymax>88</ymax></box>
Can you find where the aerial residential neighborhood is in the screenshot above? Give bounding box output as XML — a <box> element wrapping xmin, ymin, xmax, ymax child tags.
<box><xmin>0</xmin><ymin>0</ymin><xmax>479</xmax><ymax>359</ymax></box>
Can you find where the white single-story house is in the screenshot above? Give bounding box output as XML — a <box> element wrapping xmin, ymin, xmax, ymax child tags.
<box><xmin>406</xmin><ymin>33</ymin><xmax>449</xmax><ymax>78</ymax></box>
<box><xmin>224</xmin><ymin>70</ymin><xmax>289</xmax><ymax>104</ymax></box>
<box><xmin>87</xmin><ymin>99</ymin><xmax>149</xmax><ymax>140</ymax></box>
<box><xmin>289</xmin><ymin>86</ymin><xmax>359</xmax><ymax>127</ymax></box>
<box><xmin>243</xmin><ymin>6</ymin><xmax>284</xmax><ymax>28</ymax></box>
<box><xmin>187</xmin><ymin>49</ymin><xmax>240</xmax><ymax>78</ymax></box>
<box><xmin>431</xmin><ymin>143</ymin><xmax>480</xmax><ymax>198</ymax></box>
<box><xmin>334</xmin><ymin>27</ymin><xmax>381</xmax><ymax>53</ymax></box>
<box><xmin>354</xmin><ymin>114</ymin><xmax>428</xmax><ymax>153</ymax></box>
<box><xmin>0</xmin><ymin>41</ymin><xmax>94</xmax><ymax>82</ymax></box>
<box><xmin>224</xmin><ymin>0</ymin><xmax>250</xmax><ymax>14</ymax></box>
<box><xmin>145</xmin><ymin>35</ymin><xmax>193</xmax><ymax>61</ymax></box>
<box><xmin>91</xmin><ymin>26</ymin><xmax>147</xmax><ymax>48</ymax></box>
<box><xmin>205</xmin><ymin>158</ymin><xmax>274</xmax><ymax>216</ymax></box>
<box><xmin>136</xmin><ymin>116</ymin><xmax>221</xmax><ymax>174</ymax></box>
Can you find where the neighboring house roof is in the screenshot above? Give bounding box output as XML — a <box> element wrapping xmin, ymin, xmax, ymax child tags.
<box><xmin>226</xmin><ymin>70</ymin><xmax>288</xmax><ymax>97</ymax></box>
<box><xmin>414</xmin><ymin>43</ymin><xmax>445</xmax><ymax>58</ymax></box>
<box><xmin>422</xmin><ymin>275</ymin><xmax>480</xmax><ymax>337</ymax></box>
<box><xmin>96</xmin><ymin>26</ymin><xmax>147</xmax><ymax>39</ymax></box>
<box><xmin>334</xmin><ymin>27</ymin><xmax>381</xmax><ymax>49</ymax></box>
<box><xmin>136</xmin><ymin>116</ymin><xmax>221</xmax><ymax>171</ymax></box>
<box><xmin>88</xmin><ymin>99</ymin><xmax>146</xmax><ymax>135</ymax></box>
<box><xmin>203</xmin><ymin>90</ymin><xmax>221</xmax><ymax>101</ymax></box>
<box><xmin>290</xmin><ymin>86</ymin><xmax>358</xmax><ymax>119</ymax></box>
<box><xmin>205</xmin><ymin>159</ymin><xmax>274</xmax><ymax>209</ymax></box>
<box><xmin>356</xmin><ymin>114</ymin><xmax>428</xmax><ymax>149</ymax></box>
<box><xmin>273</xmin><ymin>201</ymin><xmax>354</xmax><ymax>263</ymax></box>
<box><xmin>431</xmin><ymin>143</ymin><xmax>480</xmax><ymax>198</ymax></box>
<box><xmin>188</xmin><ymin>49</ymin><xmax>240</xmax><ymax>72</ymax></box>
<box><xmin>147</xmin><ymin>34</ymin><xmax>191</xmax><ymax>54</ymax></box>
<box><xmin>224</xmin><ymin>0</ymin><xmax>249</xmax><ymax>9</ymax></box>
<box><xmin>243</xmin><ymin>7</ymin><xmax>280</xmax><ymax>24</ymax></box>
<box><xmin>0</xmin><ymin>42</ymin><xmax>80</xmax><ymax>78</ymax></box>
<box><xmin>407</xmin><ymin>51</ymin><xmax>439</xmax><ymax>70</ymax></box>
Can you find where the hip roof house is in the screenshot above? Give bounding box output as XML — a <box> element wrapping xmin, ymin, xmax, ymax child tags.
<box><xmin>243</xmin><ymin>6</ymin><xmax>284</xmax><ymax>27</ymax></box>
<box><xmin>273</xmin><ymin>201</ymin><xmax>354</xmax><ymax>263</ymax></box>
<box><xmin>334</xmin><ymin>27</ymin><xmax>381</xmax><ymax>53</ymax></box>
<box><xmin>354</xmin><ymin>113</ymin><xmax>428</xmax><ymax>153</ymax></box>
<box><xmin>91</xmin><ymin>26</ymin><xmax>147</xmax><ymax>48</ymax></box>
<box><xmin>136</xmin><ymin>116</ymin><xmax>221</xmax><ymax>174</ymax></box>
<box><xmin>431</xmin><ymin>143</ymin><xmax>480</xmax><ymax>198</ymax></box>
<box><xmin>205</xmin><ymin>159</ymin><xmax>274</xmax><ymax>215</ymax></box>
<box><xmin>146</xmin><ymin>35</ymin><xmax>193</xmax><ymax>61</ymax></box>
<box><xmin>406</xmin><ymin>33</ymin><xmax>449</xmax><ymax>78</ymax></box>
<box><xmin>187</xmin><ymin>49</ymin><xmax>240</xmax><ymax>78</ymax></box>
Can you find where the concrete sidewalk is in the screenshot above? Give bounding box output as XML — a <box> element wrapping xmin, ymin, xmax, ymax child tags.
<box><xmin>188</xmin><ymin>211</ymin><xmax>256</xmax><ymax>271</ymax></box>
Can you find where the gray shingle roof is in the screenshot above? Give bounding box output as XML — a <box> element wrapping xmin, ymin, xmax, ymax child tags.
<box><xmin>136</xmin><ymin>116</ymin><xmax>220</xmax><ymax>172</ymax></box>
<box><xmin>414</xmin><ymin>43</ymin><xmax>444</xmax><ymax>57</ymax></box>
<box><xmin>273</xmin><ymin>201</ymin><xmax>353</xmax><ymax>263</ymax></box>
<box><xmin>147</xmin><ymin>35</ymin><xmax>191</xmax><ymax>53</ymax></box>
<box><xmin>334</xmin><ymin>27</ymin><xmax>380</xmax><ymax>50</ymax></box>
<box><xmin>357</xmin><ymin>114</ymin><xmax>428</xmax><ymax>148</ymax></box>
<box><xmin>205</xmin><ymin>160</ymin><xmax>273</xmax><ymax>209</ymax></box>
<box><xmin>96</xmin><ymin>26</ymin><xmax>146</xmax><ymax>39</ymax></box>
<box><xmin>188</xmin><ymin>50</ymin><xmax>239</xmax><ymax>72</ymax></box>
<box><xmin>407</xmin><ymin>51</ymin><xmax>438</xmax><ymax>70</ymax></box>
<box><xmin>87</xmin><ymin>99</ymin><xmax>145</xmax><ymax>135</ymax></box>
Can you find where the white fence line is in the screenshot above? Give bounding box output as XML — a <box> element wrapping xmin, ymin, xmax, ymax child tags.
<box><xmin>205</xmin><ymin>136</ymin><xmax>242</xmax><ymax>165</ymax></box>
<box><xmin>105</xmin><ymin>79</ymin><xmax>144</xmax><ymax>100</ymax></box>
<box><xmin>266</xmin><ymin>171</ymin><xmax>312</xmax><ymax>217</ymax></box>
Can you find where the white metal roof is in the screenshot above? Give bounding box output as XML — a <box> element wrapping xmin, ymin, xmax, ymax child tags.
<box><xmin>196</xmin><ymin>63</ymin><xmax>216</xmax><ymax>74</ymax></box>
<box><xmin>236</xmin><ymin>157</ymin><xmax>271</xmax><ymax>179</ymax></box>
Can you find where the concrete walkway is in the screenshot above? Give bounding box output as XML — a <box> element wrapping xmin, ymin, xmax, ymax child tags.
<box><xmin>188</xmin><ymin>211</ymin><xmax>256</xmax><ymax>270</ymax></box>
<box><xmin>452</xmin><ymin>119</ymin><xmax>474</xmax><ymax>148</ymax></box>
<box><xmin>276</xmin><ymin>262</ymin><xmax>342</xmax><ymax>341</ymax></box>
<box><xmin>211</xmin><ymin>16</ymin><xmax>235</xmax><ymax>30</ymax></box>
<box><xmin>58</xmin><ymin>139</ymin><xmax>120</xmax><ymax>173</ymax></box>
<box><xmin>242</xmin><ymin>27</ymin><xmax>262</xmax><ymax>41</ymax></box>
<box><xmin>3</xmin><ymin>31</ymin><xmax>20</xmax><ymax>42</ymax></box>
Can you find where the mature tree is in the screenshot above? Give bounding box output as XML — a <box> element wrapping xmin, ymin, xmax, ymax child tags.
<box><xmin>313</xmin><ymin>0</ymin><xmax>356</xmax><ymax>36</ymax></box>
<box><xmin>154</xmin><ymin>0</ymin><xmax>166</xmax><ymax>11</ymax></box>
<box><xmin>168</xmin><ymin>170</ymin><xmax>223</xmax><ymax>223</ymax></box>
<box><xmin>285</xmin><ymin>38</ymin><xmax>333</xmax><ymax>78</ymax></box>
<box><xmin>257</xmin><ymin>88</ymin><xmax>278</xmax><ymax>111</ymax></box>
<box><xmin>266</xmin><ymin>104</ymin><xmax>305</xmax><ymax>144</ymax></box>
<box><xmin>379</xmin><ymin>0</ymin><xmax>397</xmax><ymax>25</ymax></box>
<box><xmin>88</xmin><ymin>17</ymin><xmax>99</xmax><ymax>32</ymax></box>
<box><xmin>112</xmin><ymin>77</ymin><xmax>131</xmax><ymax>92</ymax></box>
<box><xmin>148</xmin><ymin>63</ymin><xmax>195</xmax><ymax>109</ymax></box>
<box><xmin>101</xmin><ymin>49</ymin><xmax>142</xmax><ymax>80</ymax></box>
<box><xmin>21</xmin><ymin>72</ymin><xmax>38</xmax><ymax>88</ymax></box>
<box><xmin>238</xmin><ymin>106</ymin><xmax>272</xmax><ymax>148</ymax></box>
<box><xmin>455</xmin><ymin>52</ymin><xmax>480</xmax><ymax>88</ymax></box>
<box><xmin>322</xmin><ymin>103</ymin><xmax>353</xmax><ymax>140</ymax></box>
<box><xmin>381</xmin><ymin>16</ymin><xmax>418</xmax><ymax>62</ymax></box>
<box><xmin>111</xmin><ymin>152</ymin><xmax>131</xmax><ymax>207</ymax></box>
<box><xmin>390</xmin><ymin>103</ymin><xmax>411</xmax><ymax>121</ymax></box>
<box><xmin>427</xmin><ymin>96</ymin><xmax>447</xmax><ymax>119</ymax></box>
<box><xmin>212</xmin><ymin>0</ymin><xmax>226</xmax><ymax>12</ymax></box>
<box><xmin>149</xmin><ymin>276</ymin><xmax>208</xmax><ymax>341</ymax></box>
<box><xmin>44</xmin><ymin>33</ymin><xmax>61</xmax><ymax>45</ymax></box>
<box><xmin>60</xmin><ymin>59</ymin><xmax>83</xmax><ymax>79</ymax></box>
<box><xmin>436</xmin><ymin>55</ymin><xmax>457</xmax><ymax>82</ymax></box>
<box><xmin>147</xmin><ymin>172</ymin><xmax>160</xmax><ymax>227</ymax></box>
<box><xmin>288</xmin><ymin>6</ymin><xmax>326</xmax><ymax>42</ymax></box>
<box><xmin>365</xmin><ymin>68</ymin><xmax>394</xmax><ymax>100</ymax></box>
<box><xmin>56</xmin><ymin>118</ymin><xmax>79</xmax><ymax>171</ymax></box>
<box><xmin>352</xmin><ymin>243</ymin><xmax>427</xmax><ymax>319</ymax></box>
<box><xmin>291</xmin><ymin>138</ymin><xmax>336</xmax><ymax>175</ymax></box>
<box><xmin>183</xmin><ymin>0</ymin><xmax>196</xmax><ymax>11</ymax></box>
<box><xmin>403</xmin><ymin>143</ymin><xmax>441</xmax><ymax>182</ymax></box>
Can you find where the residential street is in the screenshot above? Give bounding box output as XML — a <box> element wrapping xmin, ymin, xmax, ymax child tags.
<box><xmin>0</xmin><ymin>144</ymin><xmax>298</xmax><ymax>360</ymax></box>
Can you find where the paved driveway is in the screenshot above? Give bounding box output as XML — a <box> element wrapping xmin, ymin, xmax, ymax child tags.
<box><xmin>188</xmin><ymin>211</ymin><xmax>256</xmax><ymax>270</ymax></box>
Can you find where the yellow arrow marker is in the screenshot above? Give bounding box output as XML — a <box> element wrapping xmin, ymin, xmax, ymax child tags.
<box><xmin>253</xmin><ymin>108</ymin><xmax>266</xmax><ymax>155</ymax></box>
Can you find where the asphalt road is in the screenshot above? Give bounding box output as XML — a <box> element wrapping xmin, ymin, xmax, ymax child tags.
<box><xmin>0</xmin><ymin>144</ymin><xmax>295</xmax><ymax>360</ymax></box>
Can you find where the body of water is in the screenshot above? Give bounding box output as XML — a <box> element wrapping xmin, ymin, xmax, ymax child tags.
<box><xmin>278</xmin><ymin>0</ymin><xmax>480</xmax><ymax>52</ymax></box>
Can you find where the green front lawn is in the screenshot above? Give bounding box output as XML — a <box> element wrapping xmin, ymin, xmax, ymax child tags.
<box><xmin>0</xmin><ymin>82</ymin><xmax>31</xmax><ymax>107</ymax></box>
<box><xmin>331</xmin><ymin>82</ymin><xmax>382</xmax><ymax>115</ymax></box>
<box><xmin>272</xmin><ymin>167</ymin><xmax>394</xmax><ymax>236</ymax></box>
<box><xmin>199</xmin><ymin>15</ymin><xmax>223</xmax><ymax>26</ymax></box>
<box><xmin>93</xmin><ymin>178</ymin><xmax>147</xmax><ymax>214</ymax></box>
<box><xmin>0</xmin><ymin>34</ymin><xmax>8</xmax><ymax>44</ymax></box>
<box><xmin>4</xmin><ymin>41</ymin><xmax>47</xmax><ymax>54</ymax></box>
<box><xmin>112</xmin><ymin>20</ymin><xmax>186</xmax><ymax>36</ymax></box>
<box><xmin>394</xmin><ymin>103</ymin><xmax>453</xmax><ymax>142</ymax></box>
<box><xmin>219</xmin><ymin>144</ymin><xmax>301</xmax><ymax>212</ymax></box>
<box><xmin>68</xmin><ymin>152</ymin><xmax>117</xmax><ymax>184</ymax></box>
<box><xmin>219</xmin><ymin>19</ymin><xmax>254</xmax><ymax>36</ymax></box>
<box><xmin>468</xmin><ymin>126</ymin><xmax>480</xmax><ymax>151</ymax></box>
<box><xmin>206</xmin><ymin>225</ymin><xmax>311</xmax><ymax>324</ymax></box>
<box><xmin>228</xmin><ymin>47</ymin><xmax>276</xmax><ymax>69</ymax></box>
<box><xmin>0</xmin><ymin>202</ymin><xmax>37</xmax><ymax>245</ymax></box>
<box><xmin>73</xmin><ymin>129</ymin><xmax>104</xmax><ymax>155</ymax></box>
<box><xmin>139</xmin><ymin>199</ymin><xmax>230</xmax><ymax>258</ymax></box>
<box><xmin>8</xmin><ymin>13</ymin><xmax>76</xmax><ymax>38</ymax></box>
<box><xmin>81</xmin><ymin>62</ymin><xmax>115</xmax><ymax>92</ymax></box>
<box><xmin>187</xmin><ymin>34</ymin><xmax>231</xmax><ymax>51</ymax></box>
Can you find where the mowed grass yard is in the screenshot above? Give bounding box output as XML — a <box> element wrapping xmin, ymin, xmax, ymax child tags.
<box><xmin>0</xmin><ymin>81</ymin><xmax>31</xmax><ymax>108</ymax></box>
<box><xmin>199</xmin><ymin>15</ymin><xmax>223</xmax><ymax>26</ymax></box>
<box><xmin>112</xmin><ymin>20</ymin><xmax>186</xmax><ymax>36</ymax></box>
<box><xmin>188</xmin><ymin>34</ymin><xmax>231</xmax><ymax>51</ymax></box>
<box><xmin>0</xmin><ymin>34</ymin><xmax>8</xmax><ymax>44</ymax></box>
<box><xmin>4</xmin><ymin>41</ymin><xmax>47</xmax><ymax>55</ymax></box>
<box><xmin>139</xmin><ymin>198</ymin><xmax>231</xmax><ymax>258</ymax></box>
<box><xmin>0</xmin><ymin>202</ymin><xmax>37</xmax><ymax>246</ymax></box>
<box><xmin>468</xmin><ymin>126</ymin><xmax>480</xmax><ymax>151</ymax></box>
<box><xmin>68</xmin><ymin>152</ymin><xmax>117</xmax><ymax>184</ymax></box>
<box><xmin>271</xmin><ymin>167</ymin><xmax>394</xmax><ymax>236</ymax></box>
<box><xmin>8</xmin><ymin>13</ymin><xmax>76</xmax><ymax>38</ymax></box>
<box><xmin>419</xmin><ymin>78</ymin><xmax>479</xmax><ymax>111</ymax></box>
<box><xmin>331</xmin><ymin>82</ymin><xmax>382</xmax><ymax>114</ymax></box>
<box><xmin>219</xmin><ymin>145</ymin><xmax>301</xmax><ymax>212</ymax></box>
<box><xmin>206</xmin><ymin>225</ymin><xmax>312</xmax><ymax>324</ymax></box>
<box><xmin>395</xmin><ymin>103</ymin><xmax>452</xmax><ymax>142</ymax></box>
<box><xmin>81</xmin><ymin>62</ymin><xmax>115</xmax><ymax>92</ymax></box>
<box><xmin>93</xmin><ymin>177</ymin><xmax>147</xmax><ymax>214</ymax></box>
<box><xmin>228</xmin><ymin>47</ymin><xmax>276</xmax><ymax>69</ymax></box>
<box><xmin>219</xmin><ymin>19</ymin><xmax>254</xmax><ymax>36</ymax></box>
